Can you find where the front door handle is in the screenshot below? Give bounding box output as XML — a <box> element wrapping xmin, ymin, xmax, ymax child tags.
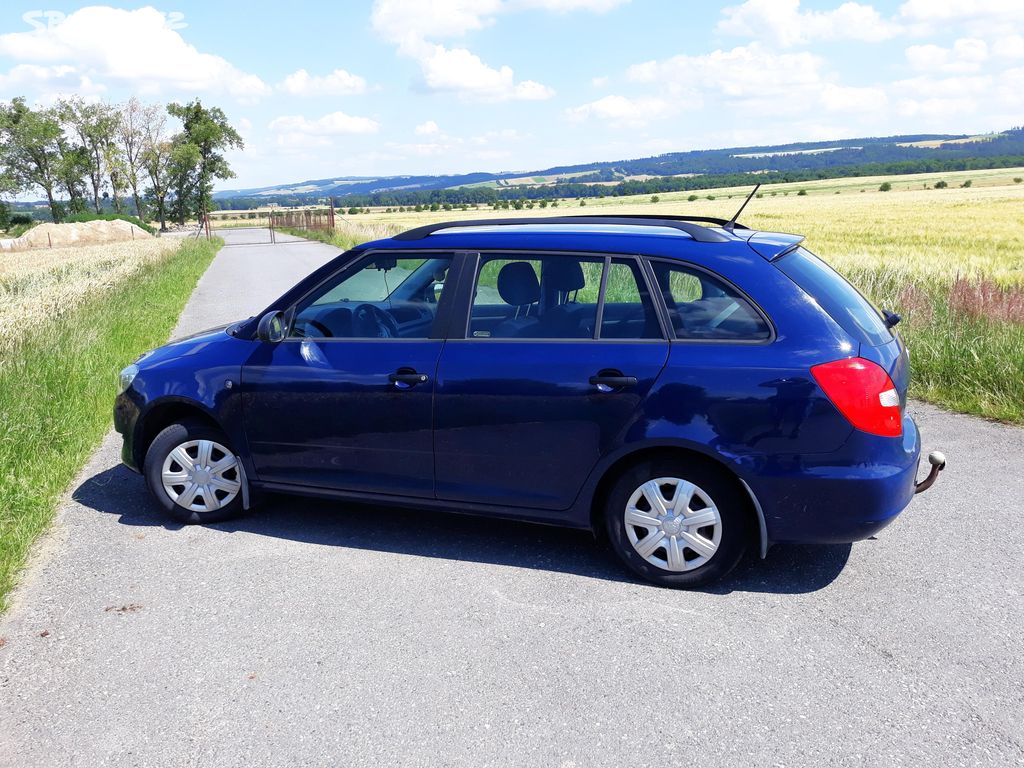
<box><xmin>389</xmin><ymin>369</ymin><xmax>429</xmax><ymax>388</ymax></box>
<box><xmin>589</xmin><ymin>373</ymin><xmax>637</xmax><ymax>392</ymax></box>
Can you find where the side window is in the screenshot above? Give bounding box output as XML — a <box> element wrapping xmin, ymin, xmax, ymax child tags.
<box><xmin>291</xmin><ymin>253</ymin><xmax>452</xmax><ymax>339</ymax></box>
<box><xmin>599</xmin><ymin>259</ymin><xmax>661</xmax><ymax>339</ymax></box>
<box><xmin>469</xmin><ymin>254</ymin><xmax>603</xmax><ymax>339</ymax></box>
<box><xmin>651</xmin><ymin>261</ymin><xmax>771</xmax><ymax>341</ymax></box>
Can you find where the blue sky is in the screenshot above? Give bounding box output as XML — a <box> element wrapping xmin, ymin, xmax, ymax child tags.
<box><xmin>1</xmin><ymin>1</ymin><xmax>1021</xmax><ymax>190</ymax></box>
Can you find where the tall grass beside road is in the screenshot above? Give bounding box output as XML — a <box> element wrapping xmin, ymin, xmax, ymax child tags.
<box><xmin>0</xmin><ymin>238</ymin><xmax>221</xmax><ymax>611</ymax></box>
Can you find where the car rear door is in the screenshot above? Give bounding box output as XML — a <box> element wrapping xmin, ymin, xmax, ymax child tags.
<box><xmin>432</xmin><ymin>252</ymin><xmax>670</xmax><ymax>512</ymax></box>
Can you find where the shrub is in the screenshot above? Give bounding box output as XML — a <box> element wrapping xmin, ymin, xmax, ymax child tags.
<box><xmin>797</xmin><ymin>189</ymin><xmax>807</xmax><ymax>196</ymax></box>
<box><xmin>63</xmin><ymin>212</ymin><xmax>157</xmax><ymax>234</ymax></box>
<box><xmin>961</xmin><ymin>180</ymin><xmax>972</xmax><ymax>188</ymax></box>
<box><xmin>9</xmin><ymin>213</ymin><xmax>33</xmax><ymax>226</ymax></box>
<box><xmin>934</xmin><ymin>180</ymin><xmax>948</xmax><ymax>189</ymax></box>
<box><xmin>650</xmin><ymin>195</ymin><xmax>660</xmax><ymax>203</ymax></box>
<box><xmin>579</xmin><ymin>199</ymin><xmax>587</xmax><ymax>206</ymax></box>
<box><xmin>706</xmin><ymin>195</ymin><xmax>715</xmax><ymax>201</ymax></box>
<box><xmin>879</xmin><ymin>182</ymin><xmax>892</xmax><ymax>192</ymax></box>
<box><xmin>1014</xmin><ymin>177</ymin><xmax>1022</xmax><ymax>184</ymax></box>
<box><xmin>687</xmin><ymin>194</ymin><xmax>698</xmax><ymax>202</ymax></box>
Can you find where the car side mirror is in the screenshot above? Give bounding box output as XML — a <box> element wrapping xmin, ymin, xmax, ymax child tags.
<box><xmin>256</xmin><ymin>310</ymin><xmax>286</xmax><ymax>343</ymax></box>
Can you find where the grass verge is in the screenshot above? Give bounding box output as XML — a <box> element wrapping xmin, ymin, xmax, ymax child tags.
<box><xmin>0</xmin><ymin>237</ymin><xmax>221</xmax><ymax>612</ymax></box>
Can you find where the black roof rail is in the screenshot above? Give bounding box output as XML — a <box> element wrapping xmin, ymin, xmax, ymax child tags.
<box><xmin>392</xmin><ymin>215</ymin><xmax>737</xmax><ymax>243</ymax></box>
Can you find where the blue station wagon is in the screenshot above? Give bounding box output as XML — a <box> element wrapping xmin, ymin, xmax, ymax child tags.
<box><xmin>114</xmin><ymin>214</ymin><xmax>944</xmax><ymax>587</ymax></box>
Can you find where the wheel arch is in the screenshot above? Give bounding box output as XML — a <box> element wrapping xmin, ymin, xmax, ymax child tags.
<box><xmin>587</xmin><ymin>443</ymin><xmax>766</xmax><ymax>556</ymax></box>
<box><xmin>134</xmin><ymin>397</ymin><xmax>222</xmax><ymax>470</ymax></box>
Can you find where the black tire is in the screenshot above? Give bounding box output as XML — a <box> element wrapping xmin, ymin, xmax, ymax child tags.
<box><xmin>143</xmin><ymin>421</ymin><xmax>246</xmax><ymax>525</ymax></box>
<box><xmin>603</xmin><ymin>457</ymin><xmax>750</xmax><ymax>588</ymax></box>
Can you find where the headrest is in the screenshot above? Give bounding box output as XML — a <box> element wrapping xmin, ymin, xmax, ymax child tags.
<box><xmin>497</xmin><ymin>262</ymin><xmax>540</xmax><ymax>306</ymax></box>
<box><xmin>544</xmin><ymin>259</ymin><xmax>586</xmax><ymax>292</ymax></box>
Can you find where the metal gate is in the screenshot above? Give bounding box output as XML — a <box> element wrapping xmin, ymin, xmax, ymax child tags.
<box><xmin>203</xmin><ymin>211</ymin><xmax>277</xmax><ymax>246</ymax></box>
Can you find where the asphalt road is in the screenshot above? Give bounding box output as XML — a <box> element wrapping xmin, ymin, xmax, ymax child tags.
<box><xmin>2</xmin><ymin>228</ymin><xmax>1022</xmax><ymax>767</ymax></box>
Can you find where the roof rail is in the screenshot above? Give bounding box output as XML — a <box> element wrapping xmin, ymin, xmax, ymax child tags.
<box><xmin>392</xmin><ymin>215</ymin><xmax>735</xmax><ymax>243</ymax></box>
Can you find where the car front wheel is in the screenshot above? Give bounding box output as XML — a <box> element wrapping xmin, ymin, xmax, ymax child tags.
<box><xmin>604</xmin><ymin>459</ymin><xmax>749</xmax><ymax>587</ymax></box>
<box><xmin>143</xmin><ymin>421</ymin><xmax>245</xmax><ymax>524</ymax></box>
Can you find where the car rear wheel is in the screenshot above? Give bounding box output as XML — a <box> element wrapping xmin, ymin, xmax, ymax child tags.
<box><xmin>604</xmin><ymin>458</ymin><xmax>749</xmax><ymax>587</ymax></box>
<box><xmin>144</xmin><ymin>421</ymin><xmax>245</xmax><ymax>524</ymax></box>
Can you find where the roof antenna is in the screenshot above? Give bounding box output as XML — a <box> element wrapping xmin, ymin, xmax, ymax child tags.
<box><xmin>724</xmin><ymin>183</ymin><xmax>761</xmax><ymax>232</ymax></box>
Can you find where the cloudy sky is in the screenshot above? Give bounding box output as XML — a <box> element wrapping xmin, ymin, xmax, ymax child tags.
<box><xmin>1</xmin><ymin>0</ymin><xmax>1021</xmax><ymax>190</ymax></box>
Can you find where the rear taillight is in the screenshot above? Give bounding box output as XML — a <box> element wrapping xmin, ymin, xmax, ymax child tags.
<box><xmin>811</xmin><ymin>357</ymin><xmax>902</xmax><ymax>437</ymax></box>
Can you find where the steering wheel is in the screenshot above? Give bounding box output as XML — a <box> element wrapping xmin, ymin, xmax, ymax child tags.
<box><xmin>353</xmin><ymin>303</ymin><xmax>400</xmax><ymax>338</ymax></box>
<box><xmin>293</xmin><ymin>318</ymin><xmax>332</xmax><ymax>338</ymax></box>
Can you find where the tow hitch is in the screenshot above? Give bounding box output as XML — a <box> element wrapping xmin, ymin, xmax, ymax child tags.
<box><xmin>914</xmin><ymin>451</ymin><xmax>946</xmax><ymax>494</ymax></box>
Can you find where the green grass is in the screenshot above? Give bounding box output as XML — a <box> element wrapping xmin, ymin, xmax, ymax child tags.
<box><xmin>841</xmin><ymin>265</ymin><xmax>1024</xmax><ymax>422</ymax></box>
<box><xmin>0</xmin><ymin>237</ymin><xmax>221</xmax><ymax>611</ymax></box>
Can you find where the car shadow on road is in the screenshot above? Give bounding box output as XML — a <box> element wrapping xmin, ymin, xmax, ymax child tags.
<box><xmin>74</xmin><ymin>465</ymin><xmax>852</xmax><ymax>595</ymax></box>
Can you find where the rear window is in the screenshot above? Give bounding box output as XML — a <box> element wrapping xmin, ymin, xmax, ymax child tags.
<box><xmin>775</xmin><ymin>247</ymin><xmax>892</xmax><ymax>346</ymax></box>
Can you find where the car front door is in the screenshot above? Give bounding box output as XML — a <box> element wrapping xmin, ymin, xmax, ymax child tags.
<box><xmin>241</xmin><ymin>251</ymin><xmax>459</xmax><ymax>497</ymax></box>
<box><xmin>433</xmin><ymin>253</ymin><xmax>670</xmax><ymax>512</ymax></box>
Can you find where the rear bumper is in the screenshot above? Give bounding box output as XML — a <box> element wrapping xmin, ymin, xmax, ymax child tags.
<box><xmin>748</xmin><ymin>413</ymin><xmax>921</xmax><ymax>544</ymax></box>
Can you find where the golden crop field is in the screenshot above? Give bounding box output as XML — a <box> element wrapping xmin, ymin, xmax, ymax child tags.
<box><xmin>0</xmin><ymin>238</ymin><xmax>180</xmax><ymax>354</ymax></box>
<box><xmin>309</xmin><ymin>166</ymin><xmax>1024</xmax><ymax>422</ymax></box>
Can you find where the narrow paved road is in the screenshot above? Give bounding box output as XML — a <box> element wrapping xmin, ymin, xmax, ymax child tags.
<box><xmin>2</xmin><ymin>229</ymin><xmax>1022</xmax><ymax>767</ymax></box>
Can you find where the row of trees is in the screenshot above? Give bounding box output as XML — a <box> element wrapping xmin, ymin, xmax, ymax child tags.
<box><xmin>217</xmin><ymin>152</ymin><xmax>1024</xmax><ymax>211</ymax></box>
<box><xmin>0</xmin><ymin>97</ymin><xmax>242</xmax><ymax>229</ymax></box>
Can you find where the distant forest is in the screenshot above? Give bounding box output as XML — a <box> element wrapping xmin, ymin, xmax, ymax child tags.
<box><xmin>211</xmin><ymin>128</ymin><xmax>1024</xmax><ymax>210</ymax></box>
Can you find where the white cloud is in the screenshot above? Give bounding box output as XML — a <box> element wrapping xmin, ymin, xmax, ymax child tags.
<box><xmin>370</xmin><ymin>0</ymin><xmax>632</xmax><ymax>102</ymax></box>
<box><xmin>268</xmin><ymin>111</ymin><xmax>380</xmax><ymax>150</ymax></box>
<box><xmin>565</xmin><ymin>95</ymin><xmax>675</xmax><ymax>128</ymax></box>
<box><xmin>0</xmin><ymin>63</ymin><xmax>106</xmax><ymax>98</ymax></box>
<box><xmin>718</xmin><ymin>0</ymin><xmax>900</xmax><ymax>48</ymax></box>
<box><xmin>408</xmin><ymin>40</ymin><xmax>555</xmax><ymax>101</ymax></box>
<box><xmin>371</xmin><ymin>0</ymin><xmax>502</xmax><ymax>47</ymax></box>
<box><xmin>906</xmin><ymin>38</ymin><xmax>990</xmax><ymax>73</ymax></box>
<box><xmin>414</xmin><ymin>120</ymin><xmax>440</xmax><ymax>135</ymax></box>
<box><xmin>820</xmin><ymin>83</ymin><xmax>887</xmax><ymax>112</ymax></box>
<box><xmin>280</xmin><ymin>68</ymin><xmax>368</xmax><ymax>96</ymax></box>
<box><xmin>992</xmin><ymin>35</ymin><xmax>1024</xmax><ymax>59</ymax></box>
<box><xmin>628</xmin><ymin>44</ymin><xmax>824</xmax><ymax>116</ymax></box>
<box><xmin>0</xmin><ymin>6</ymin><xmax>269</xmax><ymax>100</ymax></box>
<box><xmin>898</xmin><ymin>0</ymin><xmax>1024</xmax><ymax>35</ymax></box>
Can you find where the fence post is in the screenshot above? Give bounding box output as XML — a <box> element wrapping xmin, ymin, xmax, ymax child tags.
<box><xmin>329</xmin><ymin>198</ymin><xmax>336</xmax><ymax>232</ymax></box>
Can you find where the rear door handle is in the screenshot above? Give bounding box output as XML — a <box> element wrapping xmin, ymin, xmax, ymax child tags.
<box><xmin>589</xmin><ymin>374</ymin><xmax>637</xmax><ymax>392</ymax></box>
<box><xmin>389</xmin><ymin>370</ymin><xmax>429</xmax><ymax>388</ymax></box>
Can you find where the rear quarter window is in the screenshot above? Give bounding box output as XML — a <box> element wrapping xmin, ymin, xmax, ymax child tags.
<box><xmin>775</xmin><ymin>247</ymin><xmax>892</xmax><ymax>346</ymax></box>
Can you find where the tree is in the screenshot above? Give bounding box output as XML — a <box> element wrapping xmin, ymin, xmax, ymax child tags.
<box><xmin>117</xmin><ymin>97</ymin><xmax>149</xmax><ymax>219</ymax></box>
<box><xmin>167</xmin><ymin>136</ymin><xmax>201</xmax><ymax>226</ymax></box>
<box><xmin>934</xmin><ymin>180</ymin><xmax>948</xmax><ymax>189</ymax></box>
<box><xmin>140</xmin><ymin>107</ymin><xmax>175</xmax><ymax>230</ymax></box>
<box><xmin>59</xmin><ymin>97</ymin><xmax>119</xmax><ymax>213</ymax></box>
<box><xmin>167</xmin><ymin>99</ymin><xmax>243</xmax><ymax>221</ymax></box>
<box><xmin>0</xmin><ymin>98</ymin><xmax>65</xmax><ymax>221</ymax></box>
<box><xmin>879</xmin><ymin>181</ymin><xmax>892</xmax><ymax>191</ymax></box>
<box><xmin>650</xmin><ymin>195</ymin><xmax>660</xmax><ymax>203</ymax></box>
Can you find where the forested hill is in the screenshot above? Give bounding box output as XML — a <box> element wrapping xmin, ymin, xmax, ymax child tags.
<box><xmin>213</xmin><ymin>128</ymin><xmax>1024</xmax><ymax>209</ymax></box>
